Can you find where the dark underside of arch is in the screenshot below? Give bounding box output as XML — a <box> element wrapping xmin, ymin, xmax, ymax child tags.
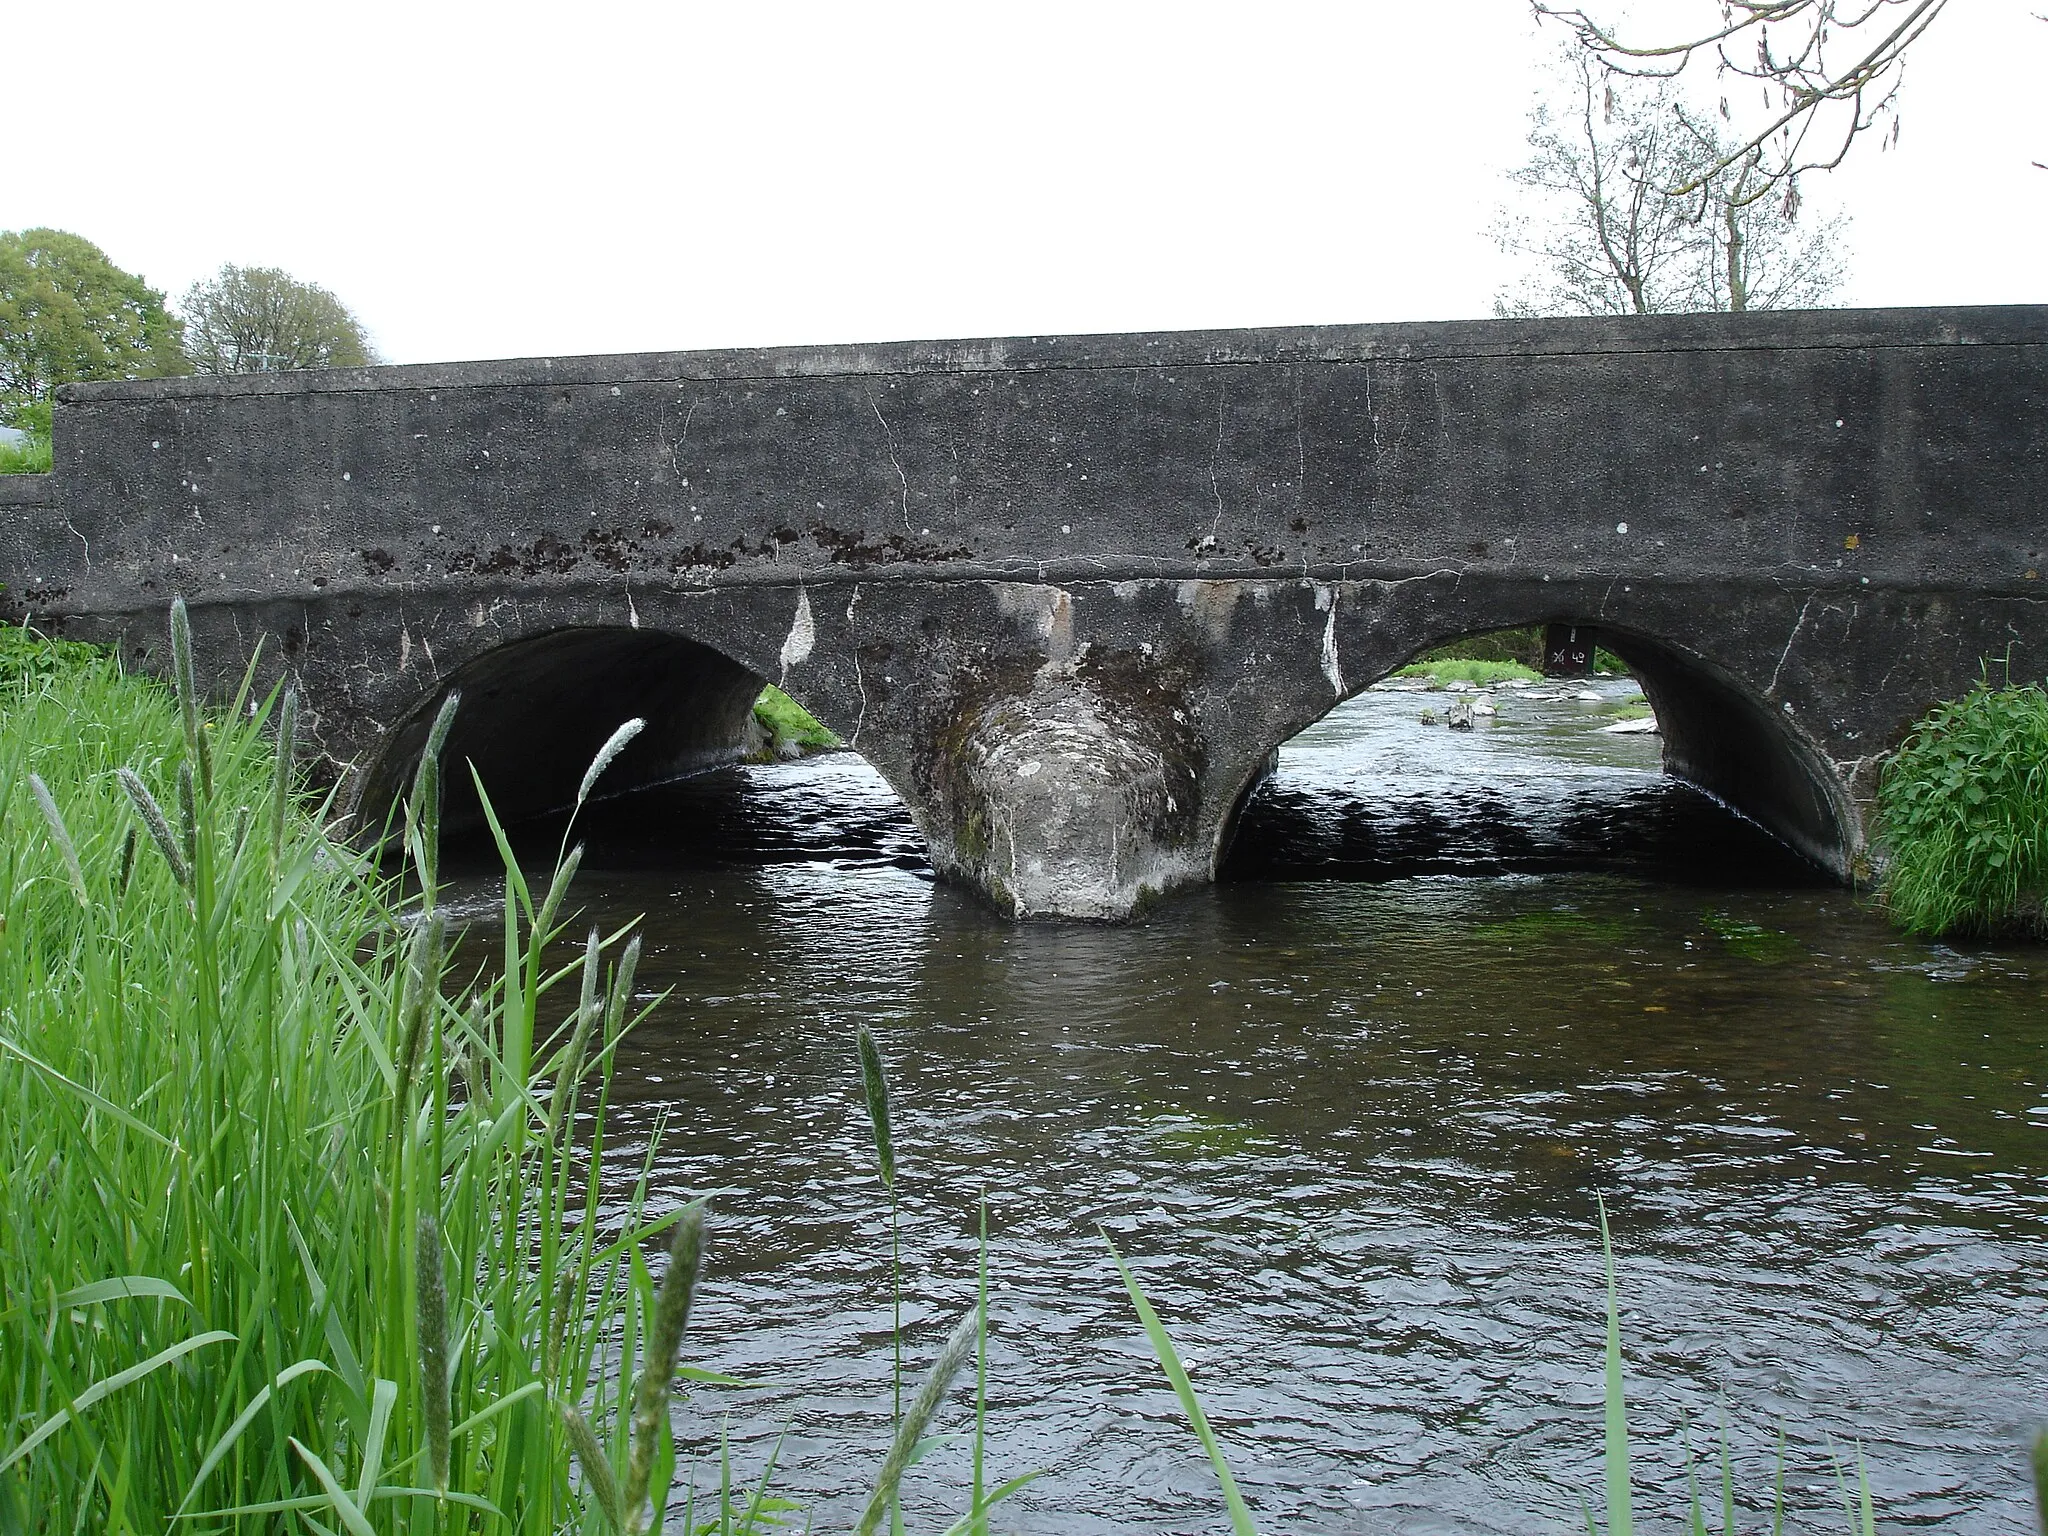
<box><xmin>1608</xmin><ymin>634</ymin><xmax>1849</xmax><ymax>879</ymax></box>
<box><xmin>354</xmin><ymin>627</ymin><xmax>765</xmax><ymax>838</ymax></box>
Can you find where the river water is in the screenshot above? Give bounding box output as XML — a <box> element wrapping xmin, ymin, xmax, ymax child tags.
<box><xmin>445</xmin><ymin>679</ymin><xmax>2048</xmax><ymax>1533</ymax></box>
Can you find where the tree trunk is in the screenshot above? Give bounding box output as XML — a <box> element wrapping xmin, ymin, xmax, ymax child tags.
<box><xmin>1724</xmin><ymin>196</ymin><xmax>1748</xmax><ymax>312</ymax></box>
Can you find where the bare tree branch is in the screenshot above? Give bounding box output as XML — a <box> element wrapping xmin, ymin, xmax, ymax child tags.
<box><xmin>1530</xmin><ymin>0</ymin><xmax>1950</xmax><ymax>198</ymax></box>
<box><xmin>1493</xmin><ymin>48</ymin><xmax>1850</xmax><ymax>317</ymax></box>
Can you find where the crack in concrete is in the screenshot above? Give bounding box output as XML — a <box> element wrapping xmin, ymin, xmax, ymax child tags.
<box><xmin>866</xmin><ymin>387</ymin><xmax>912</xmax><ymax>533</ymax></box>
<box><xmin>1766</xmin><ymin>591</ymin><xmax>1820</xmax><ymax>699</ymax></box>
<box><xmin>1207</xmin><ymin>381</ymin><xmax>1227</xmax><ymax>540</ymax></box>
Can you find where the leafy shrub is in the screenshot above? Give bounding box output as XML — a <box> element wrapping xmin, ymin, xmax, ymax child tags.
<box><xmin>0</xmin><ymin>624</ymin><xmax>96</xmax><ymax>685</ymax></box>
<box><xmin>1877</xmin><ymin>681</ymin><xmax>2048</xmax><ymax>938</ymax></box>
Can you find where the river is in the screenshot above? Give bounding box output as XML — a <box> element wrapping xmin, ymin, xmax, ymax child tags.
<box><xmin>444</xmin><ymin>677</ymin><xmax>2047</xmax><ymax>1533</ymax></box>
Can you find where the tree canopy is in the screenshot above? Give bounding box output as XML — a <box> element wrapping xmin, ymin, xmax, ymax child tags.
<box><xmin>0</xmin><ymin>229</ymin><xmax>187</xmax><ymax>422</ymax></box>
<box><xmin>1493</xmin><ymin>50</ymin><xmax>1848</xmax><ymax>317</ymax></box>
<box><xmin>180</xmin><ymin>264</ymin><xmax>376</xmax><ymax>374</ymax></box>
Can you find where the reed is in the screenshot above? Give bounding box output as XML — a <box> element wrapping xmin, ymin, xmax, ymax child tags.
<box><xmin>856</xmin><ymin>1025</ymin><xmax>903</xmax><ymax>1433</ymax></box>
<box><xmin>0</xmin><ymin>610</ymin><xmax>684</xmax><ymax>1531</ymax></box>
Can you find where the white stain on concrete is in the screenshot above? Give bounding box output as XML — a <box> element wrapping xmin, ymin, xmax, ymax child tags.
<box><xmin>779</xmin><ymin>586</ymin><xmax>815</xmax><ymax>674</ymax></box>
<box><xmin>1317</xmin><ymin>584</ymin><xmax>1344</xmax><ymax>696</ymax></box>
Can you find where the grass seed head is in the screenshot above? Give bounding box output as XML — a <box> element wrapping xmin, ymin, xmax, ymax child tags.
<box><xmin>578</xmin><ymin>718</ymin><xmax>647</xmax><ymax>810</ymax></box>
<box><xmin>415</xmin><ymin>1212</ymin><xmax>451</xmax><ymax>1495</ymax></box>
<box><xmin>116</xmin><ymin>768</ymin><xmax>190</xmax><ymax>887</ymax></box>
<box><xmin>27</xmin><ymin>774</ymin><xmax>88</xmax><ymax>906</ymax></box>
<box><xmin>561</xmin><ymin>1400</ymin><xmax>625</xmax><ymax>1531</ymax></box>
<box><xmin>857</xmin><ymin>1304</ymin><xmax>983</xmax><ymax>1536</ymax></box>
<box><xmin>857</xmin><ymin>1026</ymin><xmax>896</xmax><ymax>1190</ymax></box>
<box><xmin>623</xmin><ymin>1200</ymin><xmax>707</xmax><ymax>1533</ymax></box>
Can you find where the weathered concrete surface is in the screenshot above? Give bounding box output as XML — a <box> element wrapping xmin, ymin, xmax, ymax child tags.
<box><xmin>5</xmin><ymin>306</ymin><xmax>2045</xmax><ymax>918</ymax></box>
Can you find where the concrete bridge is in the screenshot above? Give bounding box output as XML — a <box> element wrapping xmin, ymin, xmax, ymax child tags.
<box><xmin>4</xmin><ymin>306</ymin><xmax>2044</xmax><ymax>919</ymax></box>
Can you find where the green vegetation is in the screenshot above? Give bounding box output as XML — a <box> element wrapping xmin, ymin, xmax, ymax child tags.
<box><xmin>0</xmin><ymin>430</ymin><xmax>50</xmax><ymax>474</ymax></box>
<box><xmin>1702</xmin><ymin>910</ymin><xmax>1803</xmax><ymax>964</ymax></box>
<box><xmin>0</xmin><ymin>621</ymin><xmax>95</xmax><ymax>683</ymax></box>
<box><xmin>3</xmin><ymin>230</ymin><xmax>381</xmax><ymax>443</ymax></box>
<box><xmin>0</xmin><ymin>399</ymin><xmax>51</xmax><ymax>474</ymax></box>
<box><xmin>1395</xmin><ymin>657</ymin><xmax>1544</xmax><ymax>687</ymax></box>
<box><xmin>0</xmin><ymin>613</ymin><xmax>710</xmax><ymax>1530</ymax></box>
<box><xmin>1</xmin><ymin>230</ymin><xmax>185</xmax><ymax>426</ymax></box>
<box><xmin>1404</xmin><ymin>627</ymin><xmax>1631</xmax><ymax>678</ymax></box>
<box><xmin>750</xmin><ymin>683</ymin><xmax>840</xmax><ymax>759</ymax></box>
<box><xmin>1578</xmin><ymin>1200</ymin><xmax>1886</xmax><ymax>1536</ymax></box>
<box><xmin>1421</xmin><ymin>626</ymin><xmax>1544</xmax><ymax>669</ymax></box>
<box><xmin>1876</xmin><ymin>681</ymin><xmax>2048</xmax><ymax>939</ymax></box>
<box><xmin>181</xmin><ymin>264</ymin><xmax>377</xmax><ymax>374</ymax></box>
<box><xmin>1472</xmin><ymin>907</ymin><xmax>1642</xmax><ymax>948</ymax></box>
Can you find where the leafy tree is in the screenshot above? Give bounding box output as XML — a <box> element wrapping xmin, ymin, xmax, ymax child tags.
<box><xmin>0</xmin><ymin>228</ymin><xmax>187</xmax><ymax>425</ymax></box>
<box><xmin>179</xmin><ymin>264</ymin><xmax>376</xmax><ymax>374</ymax></box>
<box><xmin>1493</xmin><ymin>50</ymin><xmax>1848</xmax><ymax>316</ymax></box>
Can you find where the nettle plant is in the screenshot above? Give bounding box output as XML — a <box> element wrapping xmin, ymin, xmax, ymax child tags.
<box><xmin>1877</xmin><ymin>679</ymin><xmax>2048</xmax><ymax>940</ymax></box>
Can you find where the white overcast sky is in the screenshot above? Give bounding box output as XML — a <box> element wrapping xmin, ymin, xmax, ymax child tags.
<box><xmin>8</xmin><ymin>2</ymin><xmax>2043</xmax><ymax>365</ymax></box>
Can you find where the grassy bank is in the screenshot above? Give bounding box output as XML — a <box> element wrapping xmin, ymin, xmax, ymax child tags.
<box><xmin>0</xmin><ymin>616</ymin><xmax>689</xmax><ymax>1530</ymax></box>
<box><xmin>0</xmin><ymin>402</ymin><xmax>52</xmax><ymax>474</ymax></box>
<box><xmin>1395</xmin><ymin>657</ymin><xmax>1543</xmax><ymax>687</ymax></box>
<box><xmin>1877</xmin><ymin>680</ymin><xmax>2048</xmax><ymax>939</ymax></box>
<box><xmin>750</xmin><ymin>684</ymin><xmax>840</xmax><ymax>760</ymax></box>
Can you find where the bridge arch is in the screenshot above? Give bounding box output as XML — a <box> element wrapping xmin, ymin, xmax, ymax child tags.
<box><xmin>353</xmin><ymin>625</ymin><xmax>773</xmax><ymax>839</ymax></box>
<box><xmin>1214</xmin><ymin>617</ymin><xmax>1855</xmax><ymax>884</ymax></box>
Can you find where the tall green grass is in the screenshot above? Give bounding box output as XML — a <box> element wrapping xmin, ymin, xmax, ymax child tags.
<box><xmin>0</xmin><ymin>434</ymin><xmax>50</xmax><ymax>473</ymax></box>
<box><xmin>0</xmin><ymin>609</ymin><xmax>697</xmax><ymax>1531</ymax></box>
<box><xmin>1876</xmin><ymin>681</ymin><xmax>2048</xmax><ymax>938</ymax></box>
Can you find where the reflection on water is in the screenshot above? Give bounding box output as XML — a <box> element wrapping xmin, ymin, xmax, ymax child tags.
<box><xmin>444</xmin><ymin>685</ymin><xmax>2048</xmax><ymax>1534</ymax></box>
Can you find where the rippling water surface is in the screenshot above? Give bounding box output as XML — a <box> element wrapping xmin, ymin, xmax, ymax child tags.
<box><xmin>445</xmin><ymin>681</ymin><xmax>2048</xmax><ymax>1533</ymax></box>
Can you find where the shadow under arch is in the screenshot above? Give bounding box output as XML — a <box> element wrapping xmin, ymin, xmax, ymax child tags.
<box><xmin>1600</xmin><ymin>627</ymin><xmax>1852</xmax><ymax>878</ymax></box>
<box><xmin>1217</xmin><ymin>620</ymin><xmax>1854</xmax><ymax>883</ymax></box>
<box><xmin>354</xmin><ymin>626</ymin><xmax>768</xmax><ymax>839</ymax></box>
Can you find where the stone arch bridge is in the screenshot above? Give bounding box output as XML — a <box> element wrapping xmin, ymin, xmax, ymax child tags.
<box><xmin>4</xmin><ymin>307</ymin><xmax>2043</xmax><ymax>919</ymax></box>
